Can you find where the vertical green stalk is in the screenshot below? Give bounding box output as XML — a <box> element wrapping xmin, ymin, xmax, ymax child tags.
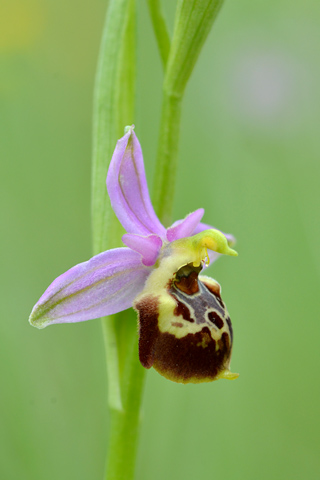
<box><xmin>146</xmin><ymin>0</ymin><xmax>171</xmax><ymax>68</ymax></box>
<box><xmin>105</xmin><ymin>309</ymin><xmax>146</xmax><ymax>480</ymax></box>
<box><xmin>92</xmin><ymin>0</ymin><xmax>146</xmax><ymax>479</ymax></box>
<box><xmin>152</xmin><ymin>0</ymin><xmax>224</xmax><ymax>225</ymax></box>
<box><xmin>152</xmin><ymin>91</ymin><xmax>182</xmax><ymax>226</ymax></box>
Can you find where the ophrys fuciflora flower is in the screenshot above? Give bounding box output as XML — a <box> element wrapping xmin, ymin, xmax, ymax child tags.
<box><xmin>29</xmin><ymin>126</ymin><xmax>239</xmax><ymax>384</ymax></box>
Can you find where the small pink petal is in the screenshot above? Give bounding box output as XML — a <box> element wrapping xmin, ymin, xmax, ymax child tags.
<box><xmin>122</xmin><ymin>234</ymin><xmax>163</xmax><ymax>266</ymax></box>
<box><xmin>166</xmin><ymin>208</ymin><xmax>204</xmax><ymax>242</ymax></box>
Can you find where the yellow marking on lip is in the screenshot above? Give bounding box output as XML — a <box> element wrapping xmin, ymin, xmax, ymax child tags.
<box><xmin>196</xmin><ymin>334</ymin><xmax>211</xmax><ymax>349</ymax></box>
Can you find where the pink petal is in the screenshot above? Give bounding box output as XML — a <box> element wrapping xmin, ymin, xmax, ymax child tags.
<box><xmin>107</xmin><ymin>128</ymin><xmax>166</xmax><ymax>237</ymax></box>
<box><xmin>166</xmin><ymin>208</ymin><xmax>204</xmax><ymax>242</ymax></box>
<box><xmin>122</xmin><ymin>234</ymin><xmax>163</xmax><ymax>266</ymax></box>
<box><xmin>29</xmin><ymin>248</ymin><xmax>151</xmax><ymax>328</ymax></box>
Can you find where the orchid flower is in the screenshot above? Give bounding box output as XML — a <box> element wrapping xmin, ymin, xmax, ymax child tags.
<box><xmin>29</xmin><ymin>126</ymin><xmax>238</xmax><ymax>384</ymax></box>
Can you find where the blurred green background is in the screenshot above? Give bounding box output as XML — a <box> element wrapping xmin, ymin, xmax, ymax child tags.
<box><xmin>1</xmin><ymin>0</ymin><xmax>320</xmax><ymax>479</ymax></box>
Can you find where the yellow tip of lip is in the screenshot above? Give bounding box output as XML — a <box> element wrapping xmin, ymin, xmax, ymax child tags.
<box><xmin>216</xmin><ymin>370</ymin><xmax>239</xmax><ymax>380</ymax></box>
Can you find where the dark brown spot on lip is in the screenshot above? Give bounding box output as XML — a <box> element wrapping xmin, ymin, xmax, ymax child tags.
<box><xmin>219</xmin><ymin>331</ymin><xmax>230</xmax><ymax>351</ymax></box>
<box><xmin>225</xmin><ymin>316</ymin><xmax>233</xmax><ymax>341</ymax></box>
<box><xmin>135</xmin><ymin>296</ymin><xmax>160</xmax><ymax>369</ymax></box>
<box><xmin>170</xmin><ymin>276</ymin><xmax>225</xmax><ymax>326</ymax></box>
<box><xmin>174</xmin><ymin>299</ymin><xmax>194</xmax><ymax>323</ymax></box>
<box><xmin>208</xmin><ymin>311</ymin><xmax>224</xmax><ymax>329</ymax></box>
<box><xmin>202</xmin><ymin>281</ymin><xmax>225</xmax><ymax>309</ymax></box>
<box><xmin>202</xmin><ymin>280</ymin><xmax>220</xmax><ymax>296</ymax></box>
<box><xmin>174</xmin><ymin>270</ymin><xmax>199</xmax><ymax>294</ymax></box>
<box><xmin>171</xmin><ymin>322</ymin><xmax>183</xmax><ymax>328</ymax></box>
<box><xmin>153</xmin><ymin>326</ymin><xmax>231</xmax><ymax>383</ymax></box>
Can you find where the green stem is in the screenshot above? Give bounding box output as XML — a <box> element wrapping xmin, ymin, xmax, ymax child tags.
<box><xmin>102</xmin><ymin>316</ymin><xmax>123</xmax><ymax>412</ymax></box>
<box><xmin>92</xmin><ymin>0</ymin><xmax>145</xmax><ymax>479</ymax></box>
<box><xmin>152</xmin><ymin>90</ymin><xmax>182</xmax><ymax>226</ymax></box>
<box><xmin>103</xmin><ymin>311</ymin><xmax>146</xmax><ymax>480</ymax></box>
<box><xmin>151</xmin><ymin>0</ymin><xmax>224</xmax><ymax>226</ymax></box>
<box><xmin>146</xmin><ymin>0</ymin><xmax>171</xmax><ymax>68</ymax></box>
<box><xmin>105</xmin><ymin>331</ymin><xmax>146</xmax><ymax>480</ymax></box>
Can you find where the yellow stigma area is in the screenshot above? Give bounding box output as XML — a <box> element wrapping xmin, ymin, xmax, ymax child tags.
<box><xmin>172</xmin><ymin>229</ymin><xmax>238</xmax><ymax>268</ymax></box>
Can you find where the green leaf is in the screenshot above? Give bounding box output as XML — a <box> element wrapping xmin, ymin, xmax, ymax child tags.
<box><xmin>165</xmin><ymin>0</ymin><xmax>224</xmax><ymax>96</ymax></box>
<box><xmin>146</xmin><ymin>0</ymin><xmax>171</xmax><ymax>68</ymax></box>
<box><xmin>92</xmin><ymin>0</ymin><xmax>135</xmax><ymax>255</ymax></box>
